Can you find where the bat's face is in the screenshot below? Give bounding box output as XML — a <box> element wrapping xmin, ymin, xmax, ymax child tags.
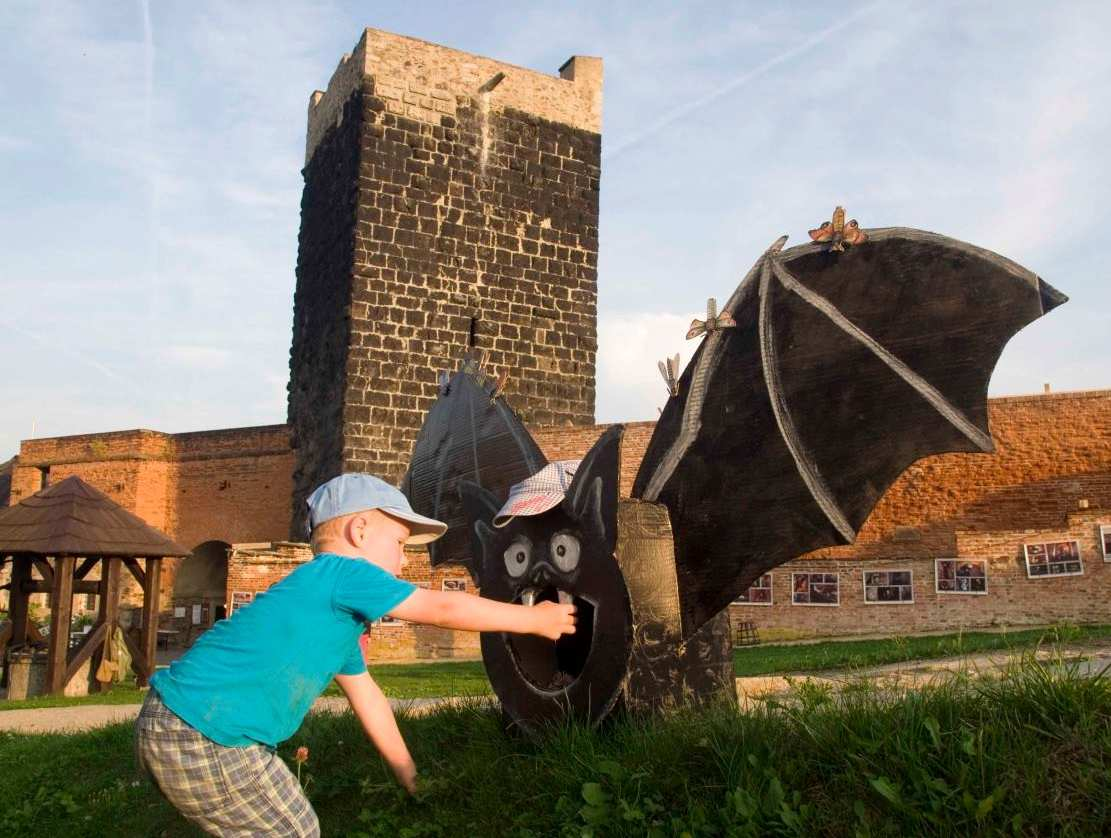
<box><xmin>461</xmin><ymin>427</ymin><xmax>632</xmax><ymax>729</ymax></box>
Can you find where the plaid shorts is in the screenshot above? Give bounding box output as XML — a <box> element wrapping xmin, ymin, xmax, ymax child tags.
<box><xmin>135</xmin><ymin>690</ymin><xmax>319</xmax><ymax>837</ymax></box>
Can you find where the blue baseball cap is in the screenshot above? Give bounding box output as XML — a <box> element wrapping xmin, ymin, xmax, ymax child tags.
<box><xmin>306</xmin><ymin>474</ymin><xmax>447</xmax><ymax>544</ymax></box>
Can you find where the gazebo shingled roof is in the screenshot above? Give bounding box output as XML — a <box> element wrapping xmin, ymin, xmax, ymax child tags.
<box><xmin>0</xmin><ymin>475</ymin><xmax>189</xmax><ymax>558</ymax></box>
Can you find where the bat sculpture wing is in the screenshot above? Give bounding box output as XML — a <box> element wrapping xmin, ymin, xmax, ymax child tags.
<box><xmin>403</xmin><ymin>363</ymin><xmax>547</xmax><ymax>576</ymax></box>
<box><xmin>632</xmin><ymin>228</ymin><xmax>1068</xmax><ymax>637</ymax></box>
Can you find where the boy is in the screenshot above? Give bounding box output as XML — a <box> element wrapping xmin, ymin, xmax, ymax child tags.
<box><xmin>136</xmin><ymin>473</ymin><xmax>576</xmax><ymax>837</ymax></box>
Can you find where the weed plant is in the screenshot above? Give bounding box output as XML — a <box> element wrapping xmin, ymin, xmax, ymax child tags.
<box><xmin>0</xmin><ymin>654</ymin><xmax>1107</xmax><ymax>836</ymax></box>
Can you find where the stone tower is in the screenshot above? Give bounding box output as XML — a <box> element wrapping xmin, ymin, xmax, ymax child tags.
<box><xmin>288</xmin><ymin>29</ymin><xmax>602</xmax><ymax>535</ymax></box>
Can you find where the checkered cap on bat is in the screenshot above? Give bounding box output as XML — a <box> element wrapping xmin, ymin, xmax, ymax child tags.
<box><xmin>492</xmin><ymin>460</ymin><xmax>581</xmax><ymax>528</ymax></box>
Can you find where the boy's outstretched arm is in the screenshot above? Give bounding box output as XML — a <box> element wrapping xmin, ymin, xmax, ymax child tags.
<box><xmin>389</xmin><ymin>589</ymin><xmax>575</xmax><ymax>639</ymax></box>
<box><xmin>334</xmin><ymin>670</ymin><xmax>417</xmax><ymax>794</ymax></box>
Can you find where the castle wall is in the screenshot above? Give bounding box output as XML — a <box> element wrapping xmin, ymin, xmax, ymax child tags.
<box><xmin>3</xmin><ymin>426</ymin><xmax>293</xmax><ymax>608</ymax></box>
<box><xmin>3</xmin><ymin>387</ymin><xmax>1108</xmax><ymax>651</ymax></box>
<box><xmin>288</xmin><ymin>29</ymin><xmax>602</xmax><ymax>537</ymax></box>
<box><xmin>529</xmin><ymin>392</ymin><xmax>1111</xmax><ymax>641</ymax></box>
<box><xmin>734</xmin><ymin>511</ymin><xmax>1109</xmax><ymax>637</ymax></box>
<box><xmin>224</xmin><ymin>542</ymin><xmax>479</xmax><ymax>661</ymax></box>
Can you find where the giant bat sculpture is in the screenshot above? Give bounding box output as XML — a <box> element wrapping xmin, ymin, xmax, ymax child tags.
<box><xmin>404</xmin><ymin>223</ymin><xmax>1067</xmax><ymax>730</ymax></box>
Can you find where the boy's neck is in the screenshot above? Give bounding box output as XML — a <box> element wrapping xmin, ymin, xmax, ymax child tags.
<box><xmin>314</xmin><ymin>543</ymin><xmax>393</xmax><ymax>574</ymax></box>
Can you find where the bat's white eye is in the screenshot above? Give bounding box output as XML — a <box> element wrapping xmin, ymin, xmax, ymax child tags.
<box><xmin>504</xmin><ymin>539</ymin><xmax>531</xmax><ymax>577</ymax></box>
<box><xmin>550</xmin><ymin>532</ymin><xmax>581</xmax><ymax>573</ymax></box>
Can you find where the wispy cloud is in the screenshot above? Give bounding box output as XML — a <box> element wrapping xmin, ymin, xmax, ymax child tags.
<box><xmin>5</xmin><ymin>322</ymin><xmax>135</xmax><ymax>389</ymax></box>
<box><xmin>603</xmin><ymin>0</ymin><xmax>887</xmax><ymax>162</ymax></box>
<box><xmin>597</xmin><ymin>311</ymin><xmax>698</xmax><ymax>422</ymax></box>
<box><xmin>0</xmin><ymin>133</ymin><xmax>29</xmax><ymax>152</ymax></box>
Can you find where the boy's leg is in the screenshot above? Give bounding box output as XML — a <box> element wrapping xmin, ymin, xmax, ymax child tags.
<box><xmin>136</xmin><ymin>690</ymin><xmax>319</xmax><ymax>837</ymax></box>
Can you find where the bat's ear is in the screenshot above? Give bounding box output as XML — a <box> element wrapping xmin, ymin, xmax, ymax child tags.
<box><xmin>563</xmin><ymin>425</ymin><xmax>623</xmax><ymax>556</ymax></box>
<box><xmin>459</xmin><ymin>480</ymin><xmax>501</xmax><ymax>576</ymax></box>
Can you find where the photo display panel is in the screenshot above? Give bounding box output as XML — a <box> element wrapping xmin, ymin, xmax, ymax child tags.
<box><xmin>935</xmin><ymin>558</ymin><xmax>987</xmax><ymax>594</ymax></box>
<box><xmin>734</xmin><ymin>573</ymin><xmax>773</xmax><ymax>605</ymax></box>
<box><xmin>1023</xmin><ymin>540</ymin><xmax>1083</xmax><ymax>578</ymax></box>
<box><xmin>792</xmin><ymin>572</ymin><xmax>839</xmax><ymax>606</ymax></box>
<box><xmin>863</xmin><ymin>570</ymin><xmax>914</xmax><ymax>603</ymax></box>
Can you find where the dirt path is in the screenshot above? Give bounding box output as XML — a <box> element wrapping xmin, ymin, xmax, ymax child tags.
<box><xmin>0</xmin><ymin>695</ymin><xmax>474</xmax><ymax>735</ymax></box>
<box><xmin>734</xmin><ymin>641</ymin><xmax>1111</xmax><ymax>708</ymax></box>
<box><xmin>4</xmin><ymin>644</ymin><xmax>1107</xmax><ymax>733</ymax></box>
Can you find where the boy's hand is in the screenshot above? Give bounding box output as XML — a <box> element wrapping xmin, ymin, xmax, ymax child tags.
<box><xmin>530</xmin><ymin>600</ymin><xmax>577</xmax><ymax>640</ymax></box>
<box><xmin>393</xmin><ymin>758</ymin><xmax>418</xmax><ymax>795</ymax></box>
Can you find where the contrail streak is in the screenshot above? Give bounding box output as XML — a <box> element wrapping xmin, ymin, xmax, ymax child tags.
<box><xmin>603</xmin><ymin>1</ymin><xmax>887</xmax><ymax>163</ymax></box>
<box><xmin>138</xmin><ymin>0</ymin><xmax>160</xmax><ymax>296</ymax></box>
<box><xmin>6</xmin><ymin>322</ymin><xmax>134</xmax><ymax>388</ymax></box>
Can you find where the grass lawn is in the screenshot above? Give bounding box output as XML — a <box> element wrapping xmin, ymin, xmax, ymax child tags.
<box><xmin>0</xmin><ymin>660</ymin><xmax>494</xmax><ymax>711</ymax></box>
<box><xmin>1</xmin><ymin>657</ymin><xmax>1108</xmax><ymax>836</ymax></box>
<box><xmin>3</xmin><ymin>623</ymin><xmax>1107</xmax><ymax>710</ymax></box>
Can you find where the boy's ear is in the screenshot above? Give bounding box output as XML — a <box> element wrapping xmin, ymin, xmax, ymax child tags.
<box><xmin>345</xmin><ymin>513</ymin><xmax>368</xmax><ymax>547</ymax></box>
<box><xmin>459</xmin><ymin>481</ymin><xmax>501</xmax><ymax>576</ymax></box>
<box><xmin>563</xmin><ymin>425</ymin><xmax>623</xmax><ymax>556</ymax></box>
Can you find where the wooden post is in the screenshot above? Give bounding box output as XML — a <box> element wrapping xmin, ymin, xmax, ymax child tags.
<box><xmin>8</xmin><ymin>556</ymin><xmax>33</xmax><ymax>647</ymax></box>
<box><xmin>137</xmin><ymin>557</ymin><xmax>162</xmax><ymax>687</ymax></box>
<box><xmin>46</xmin><ymin>555</ymin><xmax>75</xmax><ymax>695</ymax></box>
<box><xmin>90</xmin><ymin>557</ymin><xmax>121</xmax><ymax>693</ymax></box>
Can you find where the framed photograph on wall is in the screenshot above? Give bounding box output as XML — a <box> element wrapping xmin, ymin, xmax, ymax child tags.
<box><xmin>229</xmin><ymin>591</ymin><xmax>254</xmax><ymax>615</ymax></box>
<box><xmin>1100</xmin><ymin>525</ymin><xmax>1111</xmax><ymax>561</ymax></box>
<box><xmin>441</xmin><ymin>578</ymin><xmax>468</xmax><ymax>592</ymax></box>
<box><xmin>863</xmin><ymin>570</ymin><xmax>914</xmax><ymax>603</ymax></box>
<box><xmin>1023</xmin><ymin>540</ymin><xmax>1083</xmax><ymax>579</ymax></box>
<box><xmin>935</xmin><ymin>558</ymin><xmax>987</xmax><ymax>594</ymax></box>
<box><xmin>734</xmin><ymin>573</ymin><xmax>773</xmax><ymax>605</ymax></box>
<box><xmin>791</xmin><ymin>572</ymin><xmax>839</xmax><ymax>606</ymax></box>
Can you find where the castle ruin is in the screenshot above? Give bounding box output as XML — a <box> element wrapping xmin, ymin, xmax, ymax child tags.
<box><xmin>288</xmin><ymin>30</ymin><xmax>603</xmax><ymax>536</ymax></box>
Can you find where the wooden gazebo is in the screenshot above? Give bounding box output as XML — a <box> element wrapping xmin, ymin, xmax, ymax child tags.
<box><xmin>0</xmin><ymin>476</ymin><xmax>188</xmax><ymax>695</ymax></box>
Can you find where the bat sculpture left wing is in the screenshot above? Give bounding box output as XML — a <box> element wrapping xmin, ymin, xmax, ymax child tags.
<box><xmin>403</xmin><ymin>358</ymin><xmax>547</xmax><ymax>577</ymax></box>
<box><xmin>632</xmin><ymin>228</ymin><xmax>1068</xmax><ymax>637</ymax></box>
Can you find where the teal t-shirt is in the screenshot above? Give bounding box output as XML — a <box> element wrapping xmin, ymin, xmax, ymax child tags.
<box><xmin>151</xmin><ymin>553</ymin><xmax>415</xmax><ymax>747</ymax></box>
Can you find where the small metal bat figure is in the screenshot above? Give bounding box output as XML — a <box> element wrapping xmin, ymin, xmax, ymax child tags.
<box><xmin>489</xmin><ymin>369</ymin><xmax>510</xmax><ymax>403</ymax></box>
<box><xmin>657</xmin><ymin>353</ymin><xmax>680</xmax><ymax>397</ymax></box>
<box><xmin>686</xmin><ymin>298</ymin><xmax>736</xmax><ymax>340</ymax></box>
<box><xmin>809</xmin><ymin>206</ymin><xmax>867</xmax><ymax>251</ymax></box>
<box><xmin>462</xmin><ymin>348</ymin><xmax>491</xmax><ymax>384</ymax></box>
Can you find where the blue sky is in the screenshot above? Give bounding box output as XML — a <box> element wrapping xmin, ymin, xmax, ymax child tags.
<box><xmin>2</xmin><ymin>1</ymin><xmax>1109</xmax><ymax>458</ymax></box>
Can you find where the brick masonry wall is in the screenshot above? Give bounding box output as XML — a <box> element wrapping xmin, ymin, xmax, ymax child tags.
<box><xmin>540</xmin><ymin>393</ymin><xmax>1111</xmax><ymax>639</ymax></box>
<box><xmin>287</xmin><ymin>78</ymin><xmax>362</xmax><ymax>541</ymax></box>
<box><xmin>4</xmin><ymin>426</ymin><xmax>294</xmax><ymax>607</ymax></box>
<box><xmin>3</xmin><ymin>395</ymin><xmax>1108</xmax><ymax>648</ymax></box>
<box><xmin>533</xmin><ymin>420</ymin><xmax>655</xmax><ymax>497</ymax></box>
<box><xmin>732</xmin><ymin>510</ymin><xmax>1111</xmax><ymax>636</ymax></box>
<box><xmin>226</xmin><ymin>542</ymin><xmax>479</xmax><ymax>661</ymax></box>
<box><xmin>288</xmin><ymin>29</ymin><xmax>602</xmax><ymax>537</ymax></box>
<box><xmin>806</xmin><ymin>390</ymin><xmax>1111</xmax><ymax>560</ymax></box>
<box><xmin>0</xmin><ymin>457</ymin><xmax>14</xmax><ymax>509</ymax></box>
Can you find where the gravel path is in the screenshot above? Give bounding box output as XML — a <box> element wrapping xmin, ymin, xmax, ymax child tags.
<box><xmin>735</xmin><ymin>642</ymin><xmax>1111</xmax><ymax>708</ymax></box>
<box><xmin>5</xmin><ymin>644</ymin><xmax>1107</xmax><ymax>734</ymax></box>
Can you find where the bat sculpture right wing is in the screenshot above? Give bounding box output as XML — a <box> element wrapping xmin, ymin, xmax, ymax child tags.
<box><xmin>632</xmin><ymin>228</ymin><xmax>1068</xmax><ymax>638</ymax></box>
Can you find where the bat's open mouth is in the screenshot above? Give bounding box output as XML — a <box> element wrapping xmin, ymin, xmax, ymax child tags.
<box><xmin>507</xmin><ymin>586</ymin><xmax>595</xmax><ymax>693</ymax></box>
